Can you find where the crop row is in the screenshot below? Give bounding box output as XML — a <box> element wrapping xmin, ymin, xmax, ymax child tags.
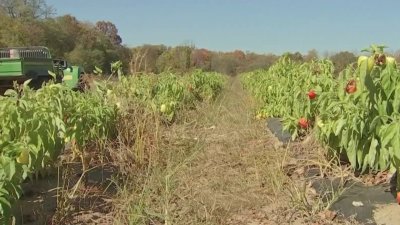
<box><xmin>0</xmin><ymin>70</ymin><xmax>225</xmax><ymax>222</ymax></box>
<box><xmin>241</xmin><ymin>45</ymin><xmax>400</xmax><ymax>201</ymax></box>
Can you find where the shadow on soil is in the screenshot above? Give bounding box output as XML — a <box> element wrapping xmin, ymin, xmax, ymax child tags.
<box><xmin>12</xmin><ymin>164</ymin><xmax>116</xmax><ymax>225</ymax></box>
<box><xmin>266</xmin><ymin>118</ymin><xmax>397</xmax><ymax>225</ymax></box>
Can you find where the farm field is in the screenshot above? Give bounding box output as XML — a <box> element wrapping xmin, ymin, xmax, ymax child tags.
<box><xmin>2</xmin><ymin>45</ymin><xmax>400</xmax><ymax>225</ymax></box>
<box><xmin>2</xmin><ymin>1</ymin><xmax>400</xmax><ymax>224</ymax></box>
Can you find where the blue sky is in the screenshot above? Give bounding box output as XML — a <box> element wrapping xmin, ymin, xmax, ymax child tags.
<box><xmin>47</xmin><ymin>0</ymin><xmax>400</xmax><ymax>55</ymax></box>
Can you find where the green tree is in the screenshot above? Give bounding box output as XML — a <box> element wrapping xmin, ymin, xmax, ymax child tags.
<box><xmin>283</xmin><ymin>52</ymin><xmax>304</xmax><ymax>62</ymax></box>
<box><xmin>0</xmin><ymin>14</ymin><xmax>45</xmax><ymax>46</ymax></box>
<box><xmin>66</xmin><ymin>47</ymin><xmax>106</xmax><ymax>72</ymax></box>
<box><xmin>210</xmin><ymin>53</ymin><xmax>240</xmax><ymax>76</ymax></box>
<box><xmin>238</xmin><ymin>52</ymin><xmax>278</xmax><ymax>73</ymax></box>
<box><xmin>156</xmin><ymin>45</ymin><xmax>194</xmax><ymax>73</ymax></box>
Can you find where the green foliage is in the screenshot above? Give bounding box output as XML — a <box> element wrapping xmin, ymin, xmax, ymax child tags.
<box><xmin>155</xmin><ymin>45</ymin><xmax>194</xmax><ymax>73</ymax></box>
<box><xmin>0</xmin><ymin>82</ymin><xmax>115</xmax><ymax>222</ymax></box>
<box><xmin>0</xmin><ymin>69</ymin><xmax>224</xmax><ymax>221</ymax></box>
<box><xmin>242</xmin><ymin>45</ymin><xmax>400</xmax><ymax>188</ymax></box>
<box><xmin>111</xmin><ymin>60</ymin><xmax>123</xmax><ymax>79</ymax></box>
<box><xmin>0</xmin><ymin>0</ymin><xmax>54</xmax><ymax>19</ymax></box>
<box><xmin>189</xmin><ymin>70</ymin><xmax>225</xmax><ymax>102</ymax></box>
<box><xmin>107</xmin><ymin>70</ymin><xmax>225</xmax><ymax>122</ymax></box>
<box><xmin>242</xmin><ymin>56</ymin><xmax>335</xmax><ymax>139</ymax></box>
<box><xmin>316</xmin><ymin>48</ymin><xmax>400</xmax><ymax>173</ymax></box>
<box><xmin>0</xmin><ymin>10</ymin><xmax>128</xmax><ymax>74</ymax></box>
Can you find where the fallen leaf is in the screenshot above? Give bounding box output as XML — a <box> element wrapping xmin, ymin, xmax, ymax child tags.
<box><xmin>318</xmin><ymin>210</ymin><xmax>337</xmax><ymax>221</ymax></box>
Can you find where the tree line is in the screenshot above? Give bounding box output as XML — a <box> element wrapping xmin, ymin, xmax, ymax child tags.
<box><xmin>0</xmin><ymin>0</ymin><xmax>387</xmax><ymax>76</ymax></box>
<box><xmin>0</xmin><ymin>0</ymin><xmax>129</xmax><ymax>74</ymax></box>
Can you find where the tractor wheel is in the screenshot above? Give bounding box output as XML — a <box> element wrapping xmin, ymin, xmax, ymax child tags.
<box><xmin>29</xmin><ymin>76</ymin><xmax>52</xmax><ymax>90</ymax></box>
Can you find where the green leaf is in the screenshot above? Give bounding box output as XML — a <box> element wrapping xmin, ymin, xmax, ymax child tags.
<box><xmin>381</xmin><ymin>123</ymin><xmax>397</xmax><ymax>148</ymax></box>
<box><xmin>370</xmin><ymin>116</ymin><xmax>381</xmax><ymax>133</ymax></box>
<box><xmin>5</xmin><ymin>162</ymin><xmax>15</xmax><ymax>180</ymax></box>
<box><xmin>368</xmin><ymin>137</ymin><xmax>379</xmax><ymax>167</ymax></box>
<box><xmin>335</xmin><ymin>118</ymin><xmax>346</xmax><ymax>136</ymax></box>
<box><xmin>392</xmin><ymin>126</ymin><xmax>400</xmax><ymax>160</ymax></box>
<box><xmin>0</xmin><ymin>196</ymin><xmax>11</xmax><ymax>209</ymax></box>
<box><xmin>356</xmin><ymin>138</ymin><xmax>365</xmax><ymax>167</ymax></box>
<box><xmin>3</xmin><ymin>89</ymin><xmax>18</xmax><ymax>97</ymax></box>
<box><xmin>347</xmin><ymin>139</ymin><xmax>357</xmax><ymax>168</ymax></box>
<box><xmin>379</xmin><ymin>147</ymin><xmax>389</xmax><ymax>170</ymax></box>
<box><xmin>93</xmin><ymin>66</ymin><xmax>103</xmax><ymax>75</ymax></box>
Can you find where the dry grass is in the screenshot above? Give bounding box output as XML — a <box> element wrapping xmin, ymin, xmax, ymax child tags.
<box><xmin>48</xmin><ymin>100</ymin><xmax>161</xmax><ymax>225</ymax></box>
<box><xmin>49</xmin><ymin>76</ymin><xmax>361</xmax><ymax>225</ymax></box>
<box><xmin>277</xmin><ymin>134</ymin><xmax>363</xmax><ymax>224</ymax></box>
<box><xmin>110</xmin><ymin>77</ymin><xmax>290</xmax><ymax>225</ymax></box>
<box><xmin>168</xmin><ymin>79</ymin><xmax>288</xmax><ymax>225</ymax></box>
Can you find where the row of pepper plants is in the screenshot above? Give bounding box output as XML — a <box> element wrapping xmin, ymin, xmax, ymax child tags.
<box><xmin>0</xmin><ymin>69</ymin><xmax>225</xmax><ymax>223</ymax></box>
<box><xmin>241</xmin><ymin>45</ymin><xmax>400</xmax><ymax>203</ymax></box>
<box><xmin>107</xmin><ymin>69</ymin><xmax>225</xmax><ymax>122</ymax></box>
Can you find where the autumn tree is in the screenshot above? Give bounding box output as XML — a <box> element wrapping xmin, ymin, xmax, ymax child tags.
<box><xmin>329</xmin><ymin>51</ymin><xmax>356</xmax><ymax>75</ymax></box>
<box><xmin>232</xmin><ymin>50</ymin><xmax>245</xmax><ymax>61</ymax></box>
<box><xmin>238</xmin><ymin>52</ymin><xmax>278</xmax><ymax>73</ymax></box>
<box><xmin>191</xmin><ymin>48</ymin><xmax>212</xmax><ymax>71</ymax></box>
<box><xmin>96</xmin><ymin>21</ymin><xmax>122</xmax><ymax>46</ymax></box>
<box><xmin>304</xmin><ymin>49</ymin><xmax>318</xmax><ymax>62</ymax></box>
<box><xmin>211</xmin><ymin>52</ymin><xmax>240</xmax><ymax>76</ymax></box>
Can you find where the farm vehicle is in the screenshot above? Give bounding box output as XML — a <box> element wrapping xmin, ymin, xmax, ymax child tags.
<box><xmin>0</xmin><ymin>46</ymin><xmax>85</xmax><ymax>93</ymax></box>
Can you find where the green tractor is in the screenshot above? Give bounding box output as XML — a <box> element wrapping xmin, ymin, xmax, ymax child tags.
<box><xmin>0</xmin><ymin>46</ymin><xmax>84</xmax><ymax>93</ymax></box>
<box><xmin>53</xmin><ymin>58</ymin><xmax>86</xmax><ymax>91</ymax></box>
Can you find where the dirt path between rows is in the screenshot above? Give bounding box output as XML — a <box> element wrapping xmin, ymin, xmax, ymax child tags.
<box><xmin>164</xmin><ymin>77</ymin><xmax>289</xmax><ymax>225</ymax></box>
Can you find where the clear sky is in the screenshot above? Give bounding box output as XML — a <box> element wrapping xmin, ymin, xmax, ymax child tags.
<box><xmin>46</xmin><ymin>0</ymin><xmax>400</xmax><ymax>55</ymax></box>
